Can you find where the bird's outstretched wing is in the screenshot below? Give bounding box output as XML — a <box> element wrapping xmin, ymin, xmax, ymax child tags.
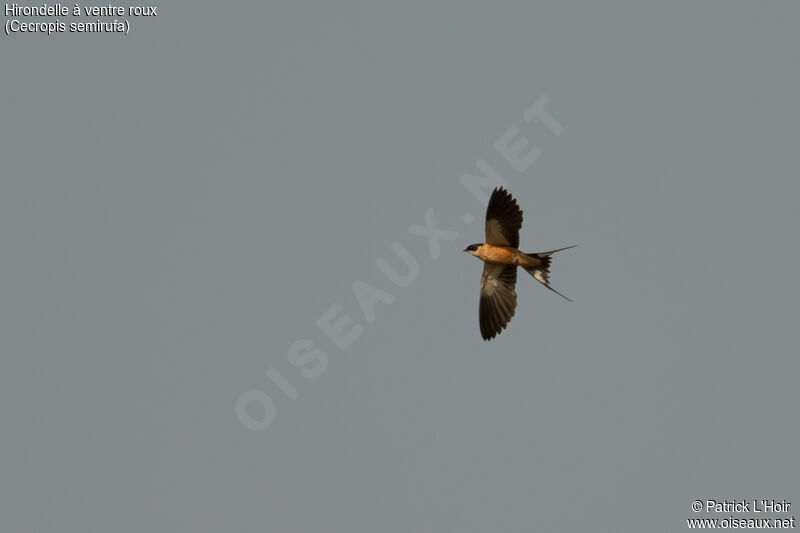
<box><xmin>479</xmin><ymin>263</ymin><xmax>517</xmax><ymax>340</ymax></box>
<box><xmin>485</xmin><ymin>187</ymin><xmax>523</xmax><ymax>248</ymax></box>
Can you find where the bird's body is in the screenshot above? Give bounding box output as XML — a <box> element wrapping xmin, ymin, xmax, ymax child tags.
<box><xmin>467</xmin><ymin>244</ymin><xmax>544</xmax><ymax>268</ymax></box>
<box><xmin>464</xmin><ymin>187</ymin><xmax>575</xmax><ymax>340</ymax></box>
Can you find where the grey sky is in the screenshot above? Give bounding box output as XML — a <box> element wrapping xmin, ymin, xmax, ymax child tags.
<box><xmin>2</xmin><ymin>2</ymin><xmax>799</xmax><ymax>531</ymax></box>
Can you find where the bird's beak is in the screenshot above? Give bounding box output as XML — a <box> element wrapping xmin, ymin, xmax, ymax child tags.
<box><xmin>463</xmin><ymin>247</ymin><xmax>469</xmax><ymax>252</ymax></box>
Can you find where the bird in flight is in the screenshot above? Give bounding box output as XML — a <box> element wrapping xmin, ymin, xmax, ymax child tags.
<box><xmin>464</xmin><ymin>187</ymin><xmax>575</xmax><ymax>340</ymax></box>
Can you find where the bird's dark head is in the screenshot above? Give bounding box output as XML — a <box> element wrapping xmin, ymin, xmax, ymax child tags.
<box><xmin>463</xmin><ymin>243</ymin><xmax>483</xmax><ymax>255</ymax></box>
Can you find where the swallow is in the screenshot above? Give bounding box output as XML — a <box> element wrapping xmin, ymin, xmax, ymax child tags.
<box><xmin>464</xmin><ymin>187</ymin><xmax>575</xmax><ymax>340</ymax></box>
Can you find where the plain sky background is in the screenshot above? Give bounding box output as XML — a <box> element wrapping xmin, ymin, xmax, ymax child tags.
<box><xmin>2</xmin><ymin>2</ymin><xmax>799</xmax><ymax>531</ymax></box>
